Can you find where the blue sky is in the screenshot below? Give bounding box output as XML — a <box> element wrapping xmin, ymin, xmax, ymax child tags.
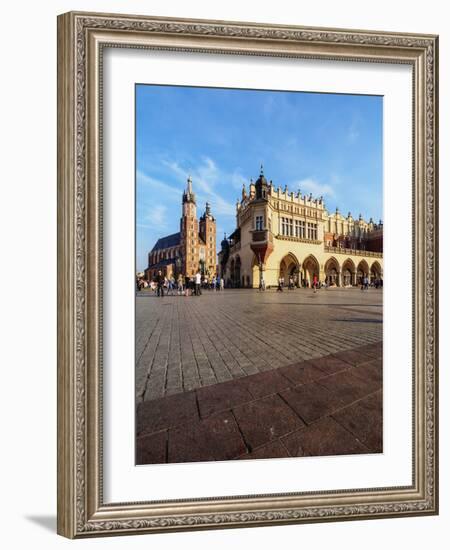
<box><xmin>136</xmin><ymin>85</ymin><xmax>383</xmax><ymax>272</ymax></box>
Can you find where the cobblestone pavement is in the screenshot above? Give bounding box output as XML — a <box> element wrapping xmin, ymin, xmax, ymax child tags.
<box><xmin>136</xmin><ymin>287</ymin><xmax>382</xmax><ymax>402</ymax></box>
<box><xmin>136</xmin><ymin>342</ymin><xmax>383</xmax><ymax>464</ymax></box>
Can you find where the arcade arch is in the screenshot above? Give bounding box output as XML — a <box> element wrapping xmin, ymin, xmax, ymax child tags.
<box><xmin>342</xmin><ymin>258</ymin><xmax>356</xmax><ymax>286</ymax></box>
<box><xmin>324</xmin><ymin>257</ymin><xmax>341</xmax><ymax>286</ymax></box>
<box><xmin>302</xmin><ymin>255</ymin><xmax>320</xmax><ymax>287</ymax></box>
<box><xmin>279</xmin><ymin>253</ymin><xmax>301</xmax><ymax>286</ymax></box>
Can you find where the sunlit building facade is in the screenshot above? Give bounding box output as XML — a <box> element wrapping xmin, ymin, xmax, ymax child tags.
<box><xmin>218</xmin><ymin>167</ymin><xmax>383</xmax><ymax>288</ymax></box>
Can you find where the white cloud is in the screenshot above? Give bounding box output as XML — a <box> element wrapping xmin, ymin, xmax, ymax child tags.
<box><xmin>199</xmin><ymin>193</ymin><xmax>236</xmax><ymax>217</ymax></box>
<box><xmin>138</xmin><ymin>204</ymin><xmax>168</xmax><ymax>231</ymax></box>
<box><xmin>230</xmin><ymin>170</ymin><xmax>247</xmax><ymax>190</ymax></box>
<box><xmin>163</xmin><ymin>156</ymin><xmax>237</xmax><ymax>216</ymax></box>
<box><xmin>295</xmin><ymin>177</ymin><xmax>336</xmax><ymax>198</ymax></box>
<box><xmin>149</xmin><ymin>204</ymin><xmax>167</xmax><ymax>226</ymax></box>
<box><xmin>136</xmin><ymin>170</ymin><xmax>181</xmax><ymax>196</ymax></box>
<box><xmin>162</xmin><ymin>157</ymin><xmax>217</xmax><ymax>195</ymax></box>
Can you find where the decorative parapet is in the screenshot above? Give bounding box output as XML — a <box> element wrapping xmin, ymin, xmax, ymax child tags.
<box><xmin>276</xmin><ymin>235</ymin><xmax>322</xmax><ymax>245</ymax></box>
<box><xmin>324</xmin><ymin>245</ymin><xmax>383</xmax><ymax>258</ymax></box>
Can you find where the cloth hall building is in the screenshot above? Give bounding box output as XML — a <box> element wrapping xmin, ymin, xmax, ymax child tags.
<box><xmin>218</xmin><ymin>167</ymin><xmax>383</xmax><ymax>288</ymax></box>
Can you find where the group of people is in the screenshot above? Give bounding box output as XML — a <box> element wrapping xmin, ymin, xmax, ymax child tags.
<box><xmin>360</xmin><ymin>276</ymin><xmax>383</xmax><ymax>290</ymax></box>
<box><xmin>360</xmin><ymin>276</ymin><xmax>371</xmax><ymax>290</ymax></box>
<box><xmin>136</xmin><ymin>271</ymin><xmax>225</xmax><ymax>297</ymax></box>
<box><xmin>137</xmin><ymin>272</ymin><xmax>383</xmax><ymax>294</ymax></box>
<box><xmin>272</xmin><ymin>275</ymin><xmax>382</xmax><ymax>292</ymax></box>
<box><xmin>371</xmin><ymin>278</ymin><xmax>383</xmax><ymax>289</ymax></box>
<box><xmin>276</xmin><ymin>275</ymin><xmax>321</xmax><ymax>293</ymax></box>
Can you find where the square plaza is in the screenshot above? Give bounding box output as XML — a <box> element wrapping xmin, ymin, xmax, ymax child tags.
<box><xmin>136</xmin><ymin>287</ymin><xmax>382</xmax><ymax>463</ymax></box>
<box><xmin>135</xmin><ymin>86</ymin><xmax>383</xmax><ymax>464</ymax></box>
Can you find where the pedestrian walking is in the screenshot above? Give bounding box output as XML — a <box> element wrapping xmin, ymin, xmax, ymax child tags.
<box><xmin>195</xmin><ymin>271</ymin><xmax>202</xmax><ymax>296</ymax></box>
<box><xmin>155</xmin><ymin>270</ymin><xmax>164</xmax><ymax>297</ymax></box>
<box><xmin>277</xmin><ymin>277</ymin><xmax>283</xmax><ymax>292</ymax></box>
<box><xmin>167</xmin><ymin>276</ymin><xmax>175</xmax><ymax>296</ymax></box>
<box><xmin>220</xmin><ymin>277</ymin><xmax>224</xmax><ymax>291</ymax></box>
<box><xmin>313</xmin><ymin>274</ymin><xmax>318</xmax><ymax>293</ymax></box>
<box><xmin>288</xmin><ymin>275</ymin><xmax>294</xmax><ymax>290</ymax></box>
<box><xmin>177</xmin><ymin>273</ymin><xmax>184</xmax><ymax>295</ymax></box>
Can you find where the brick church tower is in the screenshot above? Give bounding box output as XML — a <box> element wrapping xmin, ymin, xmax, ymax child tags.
<box><xmin>180</xmin><ymin>176</ymin><xmax>199</xmax><ymax>277</ymax></box>
<box><xmin>199</xmin><ymin>202</ymin><xmax>217</xmax><ymax>276</ymax></box>
<box><xmin>146</xmin><ymin>176</ymin><xmax>217</xmax><ymax>281</ymax></box>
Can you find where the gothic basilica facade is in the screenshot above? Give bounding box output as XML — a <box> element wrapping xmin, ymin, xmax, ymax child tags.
<box><xmin>145</xmin><ymin>177</ymin><xmax>217</xmax><ymax>281</ymax></box>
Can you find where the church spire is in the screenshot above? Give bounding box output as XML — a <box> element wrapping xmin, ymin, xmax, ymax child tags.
<box><xmin>183</xmin><ymin>175</ymin><xmax>196</xmax><ymax>204</ymax></box>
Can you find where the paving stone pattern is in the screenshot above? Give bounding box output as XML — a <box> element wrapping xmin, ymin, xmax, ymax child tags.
<box><xmin>136</xmin><ymin>287</ymin><xmax>382</xmax><ymax>402</ymax></box>
<box><xmin>136</xmin><ymin>341</ymin><xmax>383</xmax><ymax>464</ymax></box>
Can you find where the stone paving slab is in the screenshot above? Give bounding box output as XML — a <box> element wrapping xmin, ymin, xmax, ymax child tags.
<box><xmin>196</xmin><ymin>379</ymin><xmax>253</xmax><ymax>418</ymax></box>
<box><xmin>332</xmin><ymin>348</ymin><xmax>373</xmax><ymax>366</ymax></box>
<box><xmin>351</xmin><ymin>359</ymin><xmax>383</xmax><ymax>385</ymax></box>
<box><xmin>136</xmin><ymin>288</ymin><xmax>383</xmax><ymax>401</ymax></box>
<box><xmin>281</xmin><ymin>417</ymin><xmax>369</xmax><ymax>457</ymax></box>
<box><xmin>136</xmin><ymin>430</ymin><xmax>167</xmax><ymax>465</ymax></box>
<box><xmin>136</xmin><ymin>391</ymin><xmax>198</xmax><ymax>436</ymax></box>
<box><xmin>168</xmin><ymin>412</ymin><xmax>246</xmax><ymax>463</ymax></box>
<box><xmin>317</xmin><ymin>369</ymin><xmax>380</xmax><ymax>407</ymax></box>
<box><xmin>238</xmin><ymin>440</ymin><xmax>291</xmax><ymax>460</ymax></box>
<box><xmin>136</xmin><ymin>342</ymin><xmax>383</xmax><ymax>464</ymax></box>
<box><xmin>277</xmin><ymin>362</ymin><xmax>325</xmax><ymax>386</ymax></box>
<box><xmin>233</xmin><ymin>394</ymin><xmax>305</xmax><ymax>449</ymax></box>
<box><xmin>279</xmin><ymin>382</ymin><xmax>346</xmax><ymax>424</ymax></box>
<box><xmin>354</xmin><ymin>342</ymin><xmax>383</xmax><ymax>358</ymax></box>
<box><xmin>306</xmin><ymin>356</ymin><xmax>351</xmax><ymax>376</ymax></box>
<box><xmin>332</xmin><ymin>391</ymin><xmax>383</xmax><ymax>452</ymax></box>
<box><xmin>240</xmin><ymin>369</ymin><xmax>292</xmax><ymax>398</ymax></box>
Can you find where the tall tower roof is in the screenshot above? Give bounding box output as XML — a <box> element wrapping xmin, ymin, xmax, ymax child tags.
<box><xmin>255</xmin><ymin>164</ymin><xmax>269</xmax><ymax>199</ymax></box>
<box><xmin>200</xmin><ymin>201</ymin><xmax>215</xmax><ymax>222</ymax></box>
<box><xmin>255</xmin><ymin>164</ymin><xmax>268</xmax><ymax>186</ymax></box>
<box><xmin>182</xmin><ymin>175</ymin><xmax>196</xmax><ymax>204</ymax></box>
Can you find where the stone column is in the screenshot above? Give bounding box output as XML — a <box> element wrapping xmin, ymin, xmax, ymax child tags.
<box><xmin>259</xmin><ymin>264</ymin><xmax>264</xmax><ymax>288</ymax></box>
<box><xmin>352</xmin><ymin>271</ymin><xmax>357</xmax><ymax>286</ymax></box>
<box><xmin>338</xmin><ymin>270</ymin><xmax>342</xmax><ymax>287</ymax></box>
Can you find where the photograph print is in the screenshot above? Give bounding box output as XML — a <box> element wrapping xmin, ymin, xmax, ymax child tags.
<box><xmin>135</xmin><ymin>84</ymin><xmax>383</xmax><ymax>465</ymax></box>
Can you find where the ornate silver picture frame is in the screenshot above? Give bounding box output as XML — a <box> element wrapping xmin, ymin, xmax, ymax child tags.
<box><xmin>57</xmin><ymin>11</ymin><xmax>438</xmax><ymax>538</ymax></box>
